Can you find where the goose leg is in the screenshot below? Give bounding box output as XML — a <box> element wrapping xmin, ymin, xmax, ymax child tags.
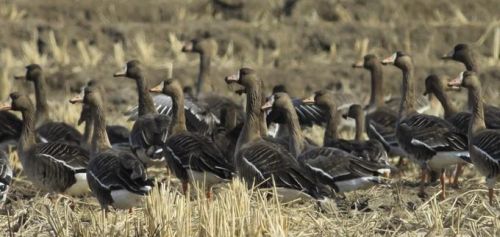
<box><xmin>439</xmin><ymin>169</ymin><xmax>446</xmax><ymax>200</ymax></box>
<box><xmin>182</xmin><ymin>182</ymin><xmax>188</xmax><ymax>195</ymax></box>
<box><xmin>451</xmin><ymin>164</ymin><xmax>463</xmax><ymax>188</ymax></box>
<box><xmin>206</xmin><ymin>190</ymin><xmax>211</xmax><ymax>200</ymax></box>
<box><xmin>486</xmin><ymin>178</ymin><xmax>495</xmax><ymax>205</ymax></box>
<box><xmin>418</xmin><ymin>166</ymin><xmax>428</xmax><ymax>198</ymax></box>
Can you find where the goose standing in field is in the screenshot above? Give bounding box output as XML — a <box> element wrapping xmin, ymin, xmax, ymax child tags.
<box><xmin>0</xmin><ymin>150</ymin><xmax>12</xmax><ymax>207</ymax></box>
<box><xmin>303</xmin><ymin>91</ymin><xmax>388</xmax><ymax>164</ymax></box>
<box><xmin>0</xmin><ymin>93</ymin><xmax>90</xmax><ymax>195</ymax></box>
<box><xmin>224</xmin><ymin>68</ymin><xmax>335</xmax><ymax>202</ymax></box>
<box><xmin>382</xmin><ymin>51</ymin><xmax>470</xmax><ymax>199</ymax></box>
<box><xmin>70</xmin><ymin>85</ymin><xmax>153</xmax><ymax>211</ymax></box>
<box><xmin>262</xmin><ymin>92</ymin><xmax>392</xmax><ymax>192</ymax></box>
<box><xmin>149</xmin><ymin>79</ymin><xmax>233</xmax><ymax>197</ymax></box>
<box><xmin>14</xmin><ymin>64</ymin><xmax>82</xmax><ymax>144</ymax></box>
<box><xmin>113</xmin><ymin>60</ymin><xmax>170</xmax><ymax>166</ymax></box>
<box><xmin>351</xmin><ymin>55</ymin><xmax>406</xmax><ymax>161</ymax></box>
<box><xmin>448</xmin><ymin>71</ymin><xmax>500</xmax><ymax>205</ymax></box>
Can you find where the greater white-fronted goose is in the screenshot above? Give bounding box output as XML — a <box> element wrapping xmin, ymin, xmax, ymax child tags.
<box><xmin>149</xmin><ymin>79</ymin><xmax>233</xmax><ymax>197</ymax></box>
<box><xmin>14</xmin><ymin>64</ymin><xmax>82</xmax><ymax>144</ymax></box>
<box><xmin>70</xmin><ymin>84</ymin><xmax>153</xmax><ymax>210</ymax></box>
<box><xmin>113</xmin><ymin>60</ymin><xmax>170</xmax><ymax>166</ymax></box>
<box><xmin>181</xmin><ymin>36</ymin><xmax>216</xmax><ymax>96</ymax></box>
<box><xmin>448</xmin><ymin>71</ymin><xmax>500</xmax><ymax>205</ymax></box>
<box><xmin>442</xmin><ymin>44</ymin><xmax>478</xmax><ymax>72</ymax></box>
<box><xmin>352</xmin><ymin>54</ymin><xmax>431</xmax><ymax>114</ymax></box>
<box><xmin>303</xmin><ymin>91</ymin><xmax>389</xmax><ymax>165</ymax></box>
<box><xmin>224</xmin><ymin>68</ymin><xmax>334</xmax><ymax>202</ymax></box>
<box><xmin>0</xmin><ymin>93</ymin><xmax>90</xmax><ymax>195</ymax></box>
<box><xmin>0</xmin><ymin>150</ymin><xmax>12</xmax><ymax>206</ymax></box>
<box><xmin>262</xmin><ymin>92</ymin><xmax>392</xmax><ymax>192</ymax></box>
<box><xmin>382</xmin><ymin>51</ymin><xmax>470</xmax><ymax>199</ymax></box>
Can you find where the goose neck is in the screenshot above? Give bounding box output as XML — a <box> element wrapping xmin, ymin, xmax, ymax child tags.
<box><xmin>33</xmin><ymin>77</ymin><xmax>50</xmax><ymax>124</ymax></box>
<box><xmin>284</xmin><ymin>106</ymin><xmax>305</xmax><ymax>157</ymax></box>
<box><xmin>19</xmin><ymin>107</ymin><xmax>37</xmax><ymax>153</ymax></box>
<box><xmin>468</xmin><ymin>84</ymin><xmax>486</xmax><ymax>137</ymax></box>
<box><xmin>90</xmin><ymin>100</ymin><xmax>111</xmax><ymax>155</ymax></box>
<box><xmin>236</xmin><ymin>84</ymin><xmax>262</xmax><ymax>151</ymax></box>
<box><xmin>170</xmin><ymin>90</ymin><xmax>187</xmax><ymax>135</ymax></box>
<box><xmin>399</xmin><ymin>67</ymin><xmax>416</xmax><ymax>118</ymax></box>
<box><xmin>354</xmin><ymin>112</ymin><xmax>365</xmax><ymax>141</ymax></box>
<box><xmin>136</xmin><ymin>76</ymin><xmax>157</xmax><ymax>116</ymax></box>
<box><xmin>196</xmin><ymin>54</ymin><xmax>211</xmax><ymax>96</ymax></box>
<box><xmin>432</xmin><ymin>86</ymin><xmax>458</xmax><ymax>119</ymax></box>
<box><xmin>370</xmin><ymin>64</ymin><xmax>385</xmax><ymax>108</ymax></box>
<box><xmin>82</xmin><ymin>114</ymin><xmax>94</xmax><ymax>148</ymax></box>
<box><xmin>323</xmin><ymin>106</ymin><xmax>339</xmax><ymax>145</ymax></box>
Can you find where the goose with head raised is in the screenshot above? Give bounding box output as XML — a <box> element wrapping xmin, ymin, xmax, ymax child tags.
<box><xmin>0</xmin><ymin>93</ymin><xmax>90</xmax><ymax>195</ymax></box>
<box><xmin>263</xmin><ymin>92</ymin><xmax>392</xmax><ymax>192</ymax></box>
<box><xmin>448</xmin><ymin>71</ymin><xmax>500</xmax><ymax>205</ymax></box>
<box><xmin>382</xmin><ymin>51</ymin><xmax>470</xmax><ymax>199</ymax></box>
<box><xmin>14</xmin><ymin>64</ymin><xmax>82</xmax><ymax>144</ymax></box>
<box><xmin>150</xmin><ymin>78</ymin><xmax>233</xmax><ymax>197</ymax></box>
<box><xmin>224</xmin><ymin>68</ymin><xmax>336</xmax><ymax>202</ymax></box>
<box><xmin>113</xmin><ymin>60</ymin><xmax>170</xmax><ymax>166</ymax></box>
<box><xmin>70</xmin><ymin>84</ymin><xmax>153</xmax><ymax>211</ymax></box>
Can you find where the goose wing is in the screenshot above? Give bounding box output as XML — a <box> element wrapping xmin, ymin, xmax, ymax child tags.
<box><xmin>366</xmin><ymin>107</ymin><xmax>399</xmax><ymax>149</ymax></box>
<box><xmin>34</xmin><ymin>142</ymin><xmax>89</xmax><ymax>169</ymax></box>
<box><xmin>0</xmin><ymin>111</ymin><xmax>22</xmax><ymax>141</ymax></box>
<box><xmin>164</xmin><ymin>133</ymin><xmax>233</xmax><ymax>180</ymax></box>
<box><xmin>267</xmin><ymin>98</ymin><xmax>326</xmax><ymax>126</ymax></box>
<box><xmin>484</xmin><ymin>106</ymin><xmax>500</xmax><ymax>130</ymax></box>
<box><xmin>237</xmin><ymin>140</ymin><xmax>331</xmax><ymax>198</ymax></box>
<box><xmin>471</xmin><ymin>130</ymin><xmax>500</xmax><ymax>168</ymax></box>
<box><xmin>447</xmin><ymin>112</ymin><xmax>471</xmax><ymax>135</ymax></box>
<box><xmin>36</xmin><ymin>122</ymin><xmax>82</xmax><ymax>144</ymax></box>
<box><xmin>129</xmin><ymin>114</ymin><xmax>170</xmax><ymax>160</ymax></box>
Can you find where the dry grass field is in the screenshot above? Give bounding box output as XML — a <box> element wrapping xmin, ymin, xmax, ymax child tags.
<box><xmin>0</xmin><ymin>0</ymin><xmax>499</xmax><ymax>236</ymax></box>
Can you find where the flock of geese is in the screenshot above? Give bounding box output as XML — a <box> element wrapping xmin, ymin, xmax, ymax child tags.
<box><xmin>0</xmin><ymin>38</ymin><xmax>499</xmax><ymax>212</ymax></box>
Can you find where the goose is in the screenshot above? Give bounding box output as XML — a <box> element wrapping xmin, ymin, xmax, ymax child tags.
<box><xmin>0</xmin><ymin>150</ymin><xmax>12</xmax><ymax>206</ymax></box>
<box><xmin>149</xmin><ymin>79</ymin><xmax>233</xmax><ymax>197</ymax></box>
<box><xmin>262</xmin><ymin>92</ymin><xmax>392</xmax><ymax>192</ymax></box>
<box><xmin>382</xmin><ymin>51</ymin><xmax>470</xmax><ymax>199</ymax></box>
<box><xmin>303</xmin><ymin>91</ymin><xmax>389</xmax><ymax>164</ymax></box>
<box><xmin>442</xmin><ymin>43</ymin><xmax>478</xmax><ymax>72</ymax></box>
<box><xmin>448</xmin><ymin>71</ymin><xmax>500</xmax><ymax>205</ymax></box>
<box><xmin>351</xmin><ymin>55</ymin><xmax>407</xmax><ymax>160</ymax></box>
<box><xmin>70</xmin><ymin>84</ymin><xmax>153</xmax><ymax>211</ymax></box>
<box><xmin>14</xmin><ymin>64</ymin><xmax>82</xmax><ymax>144</ymax></box>
<box><xmin>352</xmin><ymin>54</ymin><xmax>432</xmax><ymax>114</ymax></box>
<box><xmin>0</xmin><ymin>93</ymin><xmax>90</xmax><ymax>195</ymax></box>
<box><xmin>113</xmin><ymin>60</ymin><xmax>170</xmax><ymax>166</ymax></box>
<box><xmin>424</xmin><ymin>75</ymin><xmax>500</xmax><ymax>186</ymax></box>
<box><xmin>224</xmin><ymin>68</ymin><xmax>335</xmax><ymax>202</ymax></box>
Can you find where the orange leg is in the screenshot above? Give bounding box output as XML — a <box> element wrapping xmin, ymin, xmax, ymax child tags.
<box><xmin>419</xmin><ymin>167</ymin><xmax>427</xmax><ymax>197</ymax></box>
<box><xmin>206</xmin><ymin>190</ymin><xmax>211</xmax><ymax>200</ymax></box>
<box><xmin>182</xmin><ymin>182</ymin><xmax>188</xmax><ymax>195</ymax></box>
<box><xmin>452</xmin><ymin>164</ymin><xmax>464</xmax><ymax>187</ymax></box>
<box><xmin>440</xmin><ymin>169</ymin><xmax>446</xmax><ymax>200</ymax></box>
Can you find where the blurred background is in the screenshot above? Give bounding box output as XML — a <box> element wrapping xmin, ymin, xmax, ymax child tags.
<box><xmin>1</xmin><ymin>0</ymin><xmax>499</xmax><ymax>118</ymax></box>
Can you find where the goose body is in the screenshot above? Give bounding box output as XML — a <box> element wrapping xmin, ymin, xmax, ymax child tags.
<box><xmin>150</xmin><ymin>79</ymin><xmax>233</xmax><ymax>194</ymax></box>
<box><xmin>1</xmin><ymin>93</ymin><xmax>90</xmax><ymax>195</ymax></box>
<box><xmin>71</xmin><ymin>83</ymin><xmax>153</xmax><ymax>210</ymax></box>
<box><xmin>0</xmin><ymin>151</ymin><xmax>12</xmax><ymax>205</ymax></box>
<box><xmin>448</xmin><ymin>71</ymin><xmax>500</xmax><ymax>204</ymax></box>
<box><xmin>382</xmin><ymin>52</ymin><xmax>470</xmax><ymax>198</ymax></box>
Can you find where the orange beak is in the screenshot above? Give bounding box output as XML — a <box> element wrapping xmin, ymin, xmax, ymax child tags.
<box><xmin>441</xmin><ymin>49</ymin><xmax>454</xmax><ymax>60</ymax></box>
<box><xmin>113</xmin><ymin>65</ymin><xmax>127</xmax><ymax>77</ymax></box>
<box><xmin>302</xmin><ymin>95</ymin><xmax>315</xmax><ymax>105</ymax></box>
<box><xmin>69</xmin><ymin>95</ymin><xmax>84</xmax><ymax>104</ymax></box>
<box><xmin>225</xmin><ymin>73</ymin><xmax>240</xmax><ymax>83</ymax></box>
<box><xmin>381</xmin><ymin>53</ymin><xmax>397</xmax><ymax>65</ymax></box>
<box><xmin>261</xmin><ymin>100</ymin><xmax>273</xmax><ymax>110</ymax></box>
<box><xmin>0</xmin><ymin>103</ymin><xmax>11</xmax><ymax>111</ymax></box>
<box><xmin>149</xmin><ymin>83</ymin><xmax>163</xmax><ymax>93</ymax></box>
<box><xmin>352</xmin><ymin>60</ymin><xmax>364</xmax><ymax>68</ymax></box>
<box><xmin>14</xmin><ymin>75</ymin><xmax>26</xmax><ymax>80</ymax></box>
<box><xmin>182</xmin><ymin>41</ymin><xmax>193</xmax><ymax>52</ymax></box>
<box><xmin>447</xmin><ymin>72</ymin><xmax>464</xmax><ymax>90</ymax></box>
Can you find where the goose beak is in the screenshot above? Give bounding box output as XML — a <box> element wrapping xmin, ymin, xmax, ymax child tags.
<box><xmin>69</xmin><ymin>95</ymin><xmax>84</xmax><ymax>104</ymax></box>
<box><xmin>113</xmin><ymin>65</ymin><xmax>127</xmax><ymax>77</ymax></box>
<box><xmin>182</xmin><ymin>41</ymin><xmax>193</xmax><ymax>52</ymax></box>
<box><xmin>302</xmin><ymin>95</ymin><xmax>315</xmax><ymax>105</ymax></box>
<box><xmin>261</xmin><ymin>100</ymin><xmax>273</xmax><ymax>110</ymax></box>
<box><xmin>352</xmin><ymin>60</ymin><xmax>364</xmax><ymax>68</ymax></box>
<box><xmin>225</xmin><ymin>73</ymin><xmax>240</xmax><ymax>83</ymax></box>
<box><xmin>0</xmin><ymin>103</ymin><xmax>11</xmax><ymax>111</ymax></box>
<box><xmin>447</xmin><ymin>72</ymin><xmax>464</xmax><ymax>90</ymax></box>
<box><xmin>149</xmin><ymin>83</ymin><xmax>163</xmax><ymax>93</ymax></box>
<box><xmin>441</xmin><ymin>49</ymin><xmax>454</xmax><ymax>60</ymax></box>
<box><xmin>14</xmin><ymin>75</ymin><xmax>26</xmax><ymax>80</ymax></box>
<box><xmin>381</xmin><ymin>53</ymin><xmax>397</xmax><ymax>65</ymax></box>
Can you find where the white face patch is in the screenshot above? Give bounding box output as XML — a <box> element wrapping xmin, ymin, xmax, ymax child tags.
<box><xmin>388</xmin><ymin>53</ymin><xmax>397</xmax><ymax>63</ymax></box>
<box><xmin>122</xmin><ymin>64</ymin><xmax>128</xmax><ymax>73</ymax></box>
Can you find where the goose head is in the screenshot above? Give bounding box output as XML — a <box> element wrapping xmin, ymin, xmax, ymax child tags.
<box><xmin>113</xmin><ymin>60</ymin><xmax>142</xmax><ymax>80</ymax></box>
<box><xmin>442</xmin><ymin>43</ymin><xmax>471</xmax><ymax>62</ymax></box>
<box><xmin>0</xmin><ymin>92</ymin><xmax>33</xmax><ymax>112</ymax></box>
<box><xmin>343</xmin><ymin>104</ymin><xmax>363</xmax><ymax>120</ymax></box>
<box><xmin>14</xmin><ymin>64</ymin><xmax>42</xmax><ymax>82</ymax></box>
<box><xmin>303</xmin><ymin>90</ymin><xmax>336</xmax><ymax>111</ymax></box>
<box><xmin>261</xmin><ymin>92</ymin><xmax>294</xmax><ymax>114</ymax></box>
<box><xmin>224</xmin><ymin>68</ymin><xmax>258</xmax><ymax>89</ymax></box>
<box><xmin>448</xmin><ymin>71</ymin><xmax>480</xmax><ymax>90</ymax></box>
<box><xmin>150</xmin><ymin>79</ymin><xmax>182</xmax><ymax>97</ymax></box>
<box><xmin>352</xmin><ymin>54</ymin><xmax>379</xmax><ymax>70</ymax></box>
<box><xmin>70</xmin><ymin>83</ymin><xmax>103</xmax><ymax>108</ymax></box>
<box><xmin>182</xmin><ymin>37</ymin><xmax>215</xmax><ymax>55</ymax></box>
<box><xmin>423</xmin><ymin>74</ymin><xmax>447</xmax><ymax>95</ymax></box>
<box><xmin>381</xmin><ymin>51</ymin><xmax>412</xmax><ymax>70</ymax></box>
<box><xmin>272</xmin><ymin>84</ymin><xmax>287</xmax><ymax>94</ymax></box>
